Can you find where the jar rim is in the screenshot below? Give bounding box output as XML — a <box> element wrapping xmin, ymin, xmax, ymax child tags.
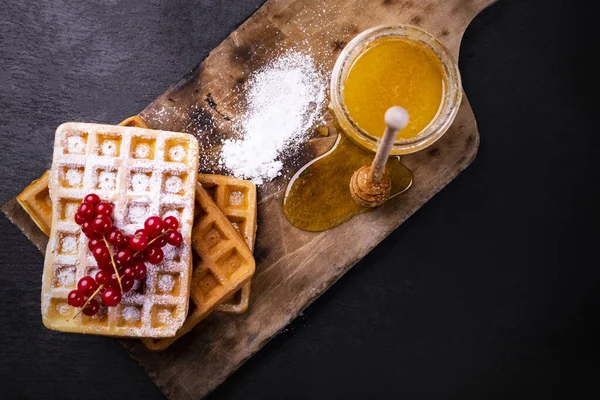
<box><xmin>330</xmin><ymin>24</ymin><xmax>463</xmax><ymax>155</ymax></box>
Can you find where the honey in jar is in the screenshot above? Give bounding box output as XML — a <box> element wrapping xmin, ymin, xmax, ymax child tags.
<box><xmin>343</xmin><ymin>37</ymin><xmax>445</xmax><ymax>142</ymax></box>
<box><xmin>283</xmin><ymin>25</ymin><xmax>462</xmax><ymax>232</ymax></box>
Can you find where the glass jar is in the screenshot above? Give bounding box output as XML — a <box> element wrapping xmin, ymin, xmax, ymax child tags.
<box><xmin>330</xmin><ymin>24</ymin><xmax>463</xmax><ymax>155</ymax></box>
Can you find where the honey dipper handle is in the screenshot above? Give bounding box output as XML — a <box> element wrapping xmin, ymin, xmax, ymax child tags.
<box><xmin>369</xmin><ymin>106</ymin><xmax>410</xmax><ymax>183</ymax></box>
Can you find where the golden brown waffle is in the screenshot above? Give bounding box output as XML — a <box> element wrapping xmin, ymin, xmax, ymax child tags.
<box><xmin>20</xmin><ymin>115</ymin><xmax>257</xmax><ymax>315</ymax></box>
<box><xmin>21</xmin><ymin>171</ymin><xmax>258</xmax><ymax>344</ymax></box>
<box><xmin>41</xmin><ymin>122</ymin><xmax>199</xmax><ymax>337</ymax></box>
<box><xmin>20</xmin><ymin>173</ymin><xmax>257</xmax><ymax>314</ymax></box>
<box><xmin>16</xmin><ymin>170</ymin><xmax>53</xmax><ymax>236</ymax></box>
<box><xmin>142</xmin><ymin>182</ymin><xmax>256</xmax><ymax>350</ymax></box>
<box><xmin>200</xmin><ymin>174</ymin><xmax>257</xmax><ymax>314</ymax></box>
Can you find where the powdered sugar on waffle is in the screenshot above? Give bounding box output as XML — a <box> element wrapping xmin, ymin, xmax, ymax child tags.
<box><xmin>220</xmin><ymin>51</ymin><xmax>326</xmax><ymax>184</ymax></box>
<box><xmin>60</xmin><ymin>236</ymin><xmax>77</xmax><ymax>254</ymax></box>
<box><xmin>43</xmin><ymin>123</ymin><xmax>199</xmax><ymax>337</ymax></box>
<box><xmin>65</xmin><ymin>169</ymin><xmax>83</xmax><ymax>187</ymax></box>
<box><xmin>158</xmin><ymin>274</ymin><xmax>176</xmax><ymax>293</ymax></box>
<box><xmin>55</xmin><ymin>267</ymin><xmax>75</xmax><ymax>287</ymax></box>
<box><xmin>134</xmin><ymin>143</ymin><xmax>150</xmax><ymax>158</ymax></box>
<box><xmin>122</xmin><ymin>306</ymin><xmax>141</xmax><ymax>323</ymax></box>
<box><xmin>67</xmin><ymin>136</ymin><xmax>86</xmax><ymax>154</ymax></box>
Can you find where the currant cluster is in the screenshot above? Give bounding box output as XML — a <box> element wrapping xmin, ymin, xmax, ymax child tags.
<box><xmin>67</xmin><ymin>193</ymin><xmax>183</xmax><ymax>316</ymax></box>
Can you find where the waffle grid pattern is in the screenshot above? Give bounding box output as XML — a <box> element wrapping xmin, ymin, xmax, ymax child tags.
<box><xmin>142</xmin><ymin>181</ymin><xmax>256</xmax><ymax>350</ymax></box>
<box><xmin>41</xmin><ymin>122</ymin><xmax>199</xmax><ymax>337</ymax></box>
<box><xmin>200</xmin><ymin>174</ymin><xmax>257</xmax><ymax>313</ymax></box>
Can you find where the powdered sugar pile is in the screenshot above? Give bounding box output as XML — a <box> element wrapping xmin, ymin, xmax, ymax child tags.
<box><xmin>220</xmin><ymin>51</ymin><xmax>326</xmax><ymax>184</ymax></box>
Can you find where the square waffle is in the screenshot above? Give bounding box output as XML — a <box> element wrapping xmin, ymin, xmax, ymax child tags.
<box><xmin>142</xmin><ymin>181</ymin><xmax>256</xmax><ymax>350</ymax></box>
<box><xmin>21</xmin><ymin>116</ymin><xmax>256</xmax><ymax>315</ymax></box>
<box><xmin>17</xmin><ymin>170</ymin><xmax>52</xmax><ymax>236</ymax></box>
<box><xmin>41</xmin><ymin>122</ymin><xmax>199</xmax><ymax>337</ymax></box>
<box><xmin>201</xmin><ymin>174</ymin><xmax>257</xmax><ymax>314</ymax></box>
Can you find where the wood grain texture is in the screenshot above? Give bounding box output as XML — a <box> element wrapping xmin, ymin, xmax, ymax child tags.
<box><xmin>118</xmin><ymin>0</ymin><xmax>495</xmax><ymax>398</ymax></box>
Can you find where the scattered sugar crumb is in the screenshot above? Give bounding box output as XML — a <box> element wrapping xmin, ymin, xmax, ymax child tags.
<box><xmin>56</xmin><ymin>302</ymin><xmax>71</xmax><ymax>315</ymax></box>
<box><xmin>55</xmin><ymin>267</ymin><xmax>75</xmax><ymax>287</ymax></box>
<box><xmin>67</xmin><ymin>136</ymin><xmax>85</xmax><ymax>154</ymax></box>
<box><xmin>162</xmin><ymin>244</ymin><xmax>178</xmax><ymax>261</ymax></box>
<box><xmin>128</xmin><ymin>204</ymin><xmax>148</xmax><ymax>224</ymax></box>
<box><xmin>229</xmin><ymin>191</ymin><xmax>244</xmax><ymax>206</ymax></box>
<box><xmin>131</xmin><ymin>173</ymin><xmax>150</xmax><ymax>192</ymax></box>
<box><xmin>157</xmin><ymin>309</ymin><xmax>173</xmax><ymax>325</ymax></box>
<box><xmin>134</xmin><ymin>143</ymin><xmax>150</xmax><ymax>158</ymax></box>
<box><xmin>101</xmin><ymin>140</ymin><xmax>118</xmax><ymax>156</ymax></box>
<box><xmin>169</xmin><ymin>145</ymin><xmax>185</xmax><ymax>162</ymax></box>
<box><xmin>157</xmin><ymin>274</ymin><xmax>175</xmax><ymax>293</ymax></box>
<box><xmin>165</xmin><ymin>176</ymin><xmax>183</xmax><ymax>194</ymax></box>
<box><xmin>60</xmin><ymin>236</ymin><xmax>77</xmax><ymax>253</ymax></box>
<box><xmin>98</xmin><ymin>170</ymin><xmax>116</xmax><ymax>190</ymax></box>
<box><xmin>122</xmin><ymin>306</ymin><xmax>141</xmax><ymax>322</ymax></box>
<box><xmin>65</xmin><ymin>168</ymin><xmax>83</xmax><ymax>187</ymax></box>
<box><xmin>162</xmin><ymin>209</ymin><xmax>179</xmax><ymax>219</ymax></box>
<box><xmin>64</xmin><ymin>202</ymin><xmax>79</xmax><ymax>219</ymax></box>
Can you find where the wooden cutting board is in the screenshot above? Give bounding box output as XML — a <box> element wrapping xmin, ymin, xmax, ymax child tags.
<box><xmin>2</xmin><ymin>0</ymin><xmax>494</xmax><ymax>398</ymax></box>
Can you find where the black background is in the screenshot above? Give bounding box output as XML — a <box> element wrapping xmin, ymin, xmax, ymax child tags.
<box><xmin>1</xmin><ymin>0</ymin><xmax>598</xmax><ymax>398</ymax></box>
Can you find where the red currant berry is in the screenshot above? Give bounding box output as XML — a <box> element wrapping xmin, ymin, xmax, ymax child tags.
<box><xmin>92</xmin><ymin>215</ymin><xmax>112</xmax><ymax>234</ymax></box>
<box><xmin>101</xmin><ymin>287</ymin><xmax>122</xmax><ymax>307</ymax></box>
<box><xmin>154</xmin><ymin>236</ymin><xmax>168</xmax><ymax>248</ymax></box>
<box><xmin>144</xmin><ymin>216</ymin><xmax>164</xmax><ymax>236</ymax></box>
<box><xmin>107</xmin><ymin>229</ymin><xmax>126</xmax><ymax>247</ymax></box>
<box><xmin>81</xmin><ymin>221</ymin><xmax>96</xmax><ymax>238</ymax></box>
<box><xmin>74</xmin><ymin>212</ymin><xmax>87</xmax><ymax>226</ymax></box>
<box><xmin>67</xmin><ymin>290</ymin><xmax>85</xmax><ymax>307</ymax></box>
<box><xmin>119</xmin><ymin>235</ymin><xmax>132</xmax><ymax>249</ymax></box>
<box><xmin>77</xmin><ymin>203</ymin><xmax>95</xmax><ymax>221</ymax></box>
<box><xmin>144</xmin><ymin>246</ymin><xmax>164</xmax><ymax>265</ymax></box>
<box><xmin>166</xmin><ymin>231</ymin><xmax>183</xmax><ymax>246</ymax></box>
<box><xmin>134</xmin><ymin>228</ymin><xmax>147</xmax><ymax>236</ymax></box>
<box><xmin>87</xmin><ymin>237</ymin><xmax>104</xmax><ymax>252</ymax></box>
<box><xmin>121</xmin><ymin>278</ymin><xmax>134</xmax><ymax>292</ymax></box>
<box><xmin>129</xmin><ymin>232</ymin><xmax>149</xmax><ymax>252</ymax></box>
<box><xmin>133</xmin><ymin>260</ymin><xmax>147</xmax><ymax>280</ymax></box>
<box><xmin>104</xmin><ymin>272</ymin><xmax>120</xmax><ymax>290</ymax></box>
<box><xmin>163</xmin><ymin>216</ymin><xmax>179</xmax><ymax>230</ymax></box>
<box><xmin>95</xmin><ymin>202</ymin><xmax>113</xmax><ymax>217</ymax></box>
<box><xmin>95</xmin><ymin>270</ymin><xmax>110</xmax><ymax>285</ymax></box>
<box><xmin>123</xmin><ymin>266</ymin><xmax>136</xmax><ymax>279</ymax></box>
<box><xmin>92</xmin><ymin>245</ymin><xmax>110</xmax><ymax>263</ymax></box>
<box><xmin>82</xmin><ymin>299</ymin><xmax>100</xmax><ymax>316</ymax></box>
<box><xmin>84</xmin><ymin>193</ymin><xmax>100</xmax><ymax>205</ymax></box>
<box><xmin>77</xmin><ymin>276</ymin><xmax>99</xmax><ymax>297</ymax></box>
<box><xmin>96</xmin><ymin>257</ymin><xmax>112</xmax><ymax>271</ymax></box>
<box><xmin>116</xmin><ymin>249</ymin><xmax>133</xmax><ymax>267</ymax></box>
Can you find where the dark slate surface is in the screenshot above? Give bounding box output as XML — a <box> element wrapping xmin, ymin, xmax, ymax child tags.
<box><xmin>1</xmin><ymin>0</ymin><xmax>598</xmax><ymax>399</ymax></box>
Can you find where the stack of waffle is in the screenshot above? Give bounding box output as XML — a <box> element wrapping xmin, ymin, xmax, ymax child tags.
<box><xmin>19</xmin><ymin>116</ymin><xmax>257</xmax><ymax>349</ymax></box>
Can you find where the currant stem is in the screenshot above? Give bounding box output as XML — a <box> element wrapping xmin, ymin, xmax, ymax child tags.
<box><xmin>133</xmin><ymin>229</ymin><xmax>172</xmax><ymax>257</ymax></box>
<box><xmin>72</xmin><ymin>284</ymin><xmax>104</xmax><ymax>320</ymax></box>
<box><xmin>102</xmin><ymin>235</ymin><xmax>123</xmax><ymax>292</ymax></box>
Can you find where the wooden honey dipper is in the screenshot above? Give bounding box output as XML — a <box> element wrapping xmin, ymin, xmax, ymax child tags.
<box><xmin>350</xmin><ymin>106</ymin><xmax>410</xmax><ymax>208</ymax></box>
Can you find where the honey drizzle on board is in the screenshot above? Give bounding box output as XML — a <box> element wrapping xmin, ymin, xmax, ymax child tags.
<box><xmin>283</xmin><ymin>37</ymin><xmax>446</xmax><ymax>232</ymax></box>
<box><xmin>283</xmin><ymin>133</ymin><xmax>412</xmax><ymax>232</ymax></box>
